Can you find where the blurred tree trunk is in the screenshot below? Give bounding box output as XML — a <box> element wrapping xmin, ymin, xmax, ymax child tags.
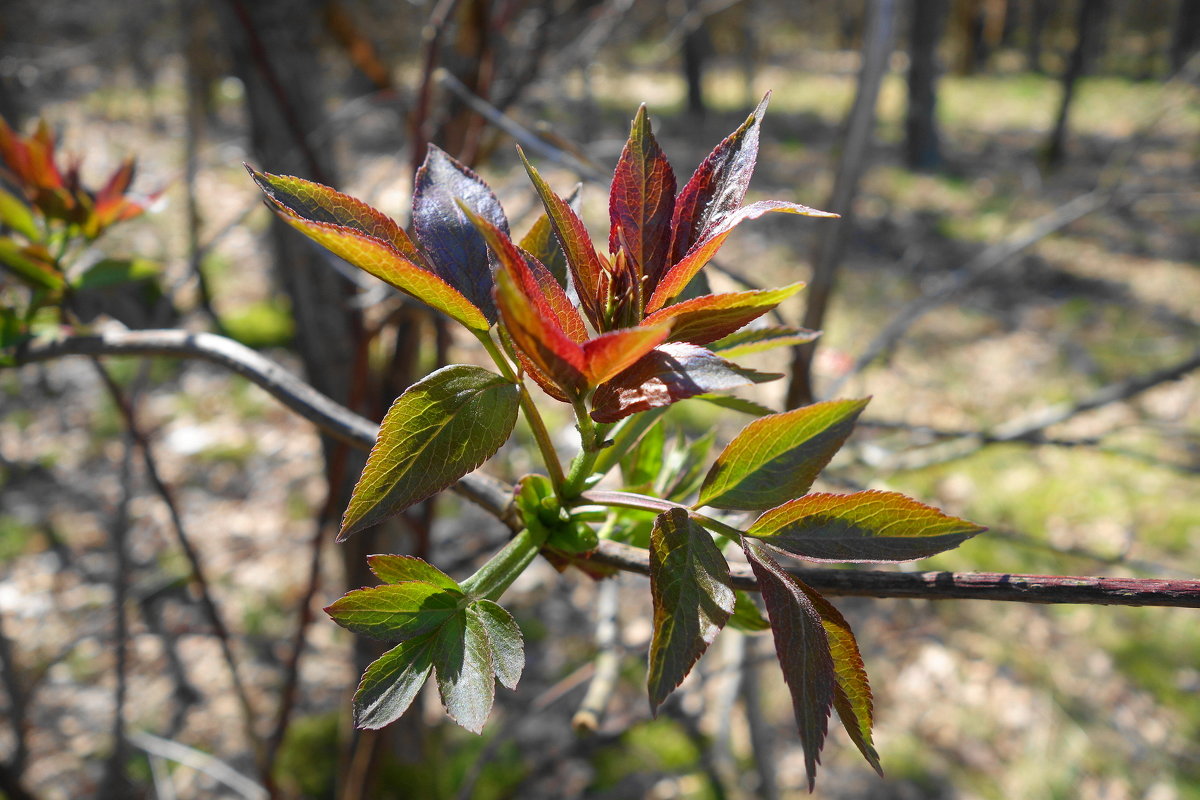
<box><xmin>788</xmin><ymin>0</ymin><xmax>898</xmax><ymax>408</ymax></box>
<box><xmin>1045</xmin><ymin>0</ymin><xmax>1103</xmax><ymax>166</ymax></box>
<box><xmin>1024</xmin><ymin>0</ymin><xmax>1050</xmax><ymax>73</ymax></box>
<box><xmin>1170</xmin><ymin>0</ymin><xmax>1200</xmax><ymax>73</ymax></box>
<box><xmin>682</xmin><ymin>0</ymin><xmax>710</xmax><ymax>118</ymax></box>
<box><xmin>905</xmin><ymin>0</ymin><xmax>947</xmax><ymax>170</ymax></box>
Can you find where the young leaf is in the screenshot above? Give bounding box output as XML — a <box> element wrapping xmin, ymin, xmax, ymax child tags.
<box><xmin>340</xmin><ymin>365</ymin><xmax>519</xmax><ymax>539</ymax></box>
<box><xmin>0</xmin><ymin>187</ymin><xmax>39</xmax><ymax>241</ymax></box>
<box><xmin>469</xmin><ymin>599</ymin><xmax>524</xmax><ymax>690</ymax></box>
<box><xmin>582</xmin><ymin>324</ymin><xmax>671</xmax><ymax>386</ymax></box>
<box><xmin>519</xmin><ymin>148</ymin><xmax>608</xmax><ymax>329</ymax></box>
<box><xmin>641</xmin><ymin>284</ymin><xmax>804</xmax><ymax>346</ymax></box>
<box><xmin>656</xmin><ymin>429</ymin><xmax>717</xmax><ymax>502</ymax></box>
<box><xmin>743</xmin><ymin>538</ymin><xmax>835</xmax><ymax>791</ymax></box>
<box><xmin>0</xmin><ymin>239</ymin><xmax>63</xmax><ymax>291</ymax></box>
<box><xmin>710</xmin><ymin>325</ymin><xmax>820</xmax><ymax>358</ymax></box>
<box><xmin>748</xmin><ymin>490</ymin><xmax>987</xmax><ymax>562</ymax></box>
<box><xmin>325</xmin><ymin>581</ymin><xmax>463</xmax><ymax>641</ymax></box>
<box><xmin>70</xmin><ymin>258</ymin><xmax>158</xmax><ymax>291</ymax></box>
<box><xmin>609</xmin><ymin>105</ymin><xmax>676</xmax><ymax>288</ymax></box>
<box><xmin>792</xmin><ymin>582</ymin><xmax>883</xmax><ymax>777</ymax></box>
<box><xmin>669</xmin><ymin>93</ymin><xmax>769</xmax><ymax>268</ymax></box>
<box><xmin>353</xmin><ymin>631</ymin><xmax>438</xmax><ymax>729</ymax></box>
<box><xmin>620</xmin><ymin>418</ymin><xmax>665</xmax><ymax>492</ymax></box>
<box><xmin>647</xmin><ymin>508</ymin><xmax>735</xmax><ymax>713</ymax></box>
<box><xmin>727</xmin><ymin>590</ymin><xmax>771</xmax><ymax>632</ymax></box>
<box><xmin>518</xmin><ymin>183</ymin><xmax>581</xmax><ymax>290</ymax></box>
<box><xmin>591</xmin><ymin>343</ymin><xmax>780</xmax><ymax>424</ymax></box>
<box><xmin>646</xmin><ymin>200</ymin><xmax>839</xmax><ymax>313</ymax></box>
<box><xmin>252</xmin><ymin>172</ymin><xmax>489</xmax><ymax>332</ymax></box>
<box><xmin>433</xmin><ymin>610</ymin><xmax>495</xmax><ymax>734</ymax></box>
<box><xmin>368</xmin><ymin>555</ymin><xmax>460</xmax><ymax>590</ymax></box>
<box><xmin>412</xmin><ymin>145</ymin><xmax>509</xmax><ymax>322</ymax></box>
<box><xmin>697</xmin><ymin>398</ymin><xmax>869</xmax><ymax>511</ymax></box>
<box><xmin>696</xmin><ymin>394</ymin><xmax>775</xmax><ymax>417</ymax></box>
<box><xmin>494</xmin><ymin>264</ymin><xmax>587</xmax><ymax>398</ymax></box>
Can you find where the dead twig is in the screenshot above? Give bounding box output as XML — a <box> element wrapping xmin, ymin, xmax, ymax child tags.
<box><xmin>571</xmin><ymin>577</ymin><xmax>622</xmax><ymax>733</ymax></box>
<box><xmin>128</xmin><ymin>731</ymin><xmax>268</xmax><ymax>800</ymax></box>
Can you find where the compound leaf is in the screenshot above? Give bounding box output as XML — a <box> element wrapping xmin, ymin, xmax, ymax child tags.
<box><xmin>325</xmin><ymin>581</ymin><xmax>462</xmax><ymax>642</ymax></box>
<box><xmin>469</xmin><ymin>600</ymin><xmax>524</xmax><ymax>690</ymax></box>
<box><xmin>368</xmin><ymin>555</ymin><xmax>460</xmax><ymax>590</ymax></box>
<box><xmin>433</xmin><ymin>610</ymin><xmax>495</xmax><ymax>734</ymax></box>
<box><xmin>641</xmin><ymin>284</ymin><xmax>804</xmax><ymax>346</ymax></box>
<box><xmin>609</xmin><ymin>105</ymin><xmax>676</xmax><ymax>288</ymax></box>
<box><xmin>353</xmin><ymin>632</ymin><xmax>438</xmax><ymax>729</ymax></box>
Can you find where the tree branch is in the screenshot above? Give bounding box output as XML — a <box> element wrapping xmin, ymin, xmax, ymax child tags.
<box><xmin>13</xmin><ymin>328</ymin><xmax>1199</xmax><ymax>608</ymax></box>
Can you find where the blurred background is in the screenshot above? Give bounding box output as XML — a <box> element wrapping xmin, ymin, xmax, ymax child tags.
<box><xmin>0</xmin><ymin>0</ymin><xmax>1198</xmax><ymax>797</ymax></box>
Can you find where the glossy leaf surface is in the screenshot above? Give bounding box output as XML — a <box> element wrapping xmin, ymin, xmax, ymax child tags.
<box><xmin>609</xmin><ymin>105</ymin><xmax>676</xmax><ymax>287</ymax></box>
<box><xmin>494</xmin><ymin>265</ymin><xmax>586</xmax><ymax>397</ymax></box>
<box><xmin>325</xmin><ymin>581</ymin><xmax>462</xmax><ymax>641</ymax></box>
<box><xmin>340</xmin><ymin>365</ymin><xmax>519</xmax><ymax>539</ymax></box>
<box><xmin>582</xmin><ymin>324</ymin><xmax>671</xmax><ymax>386</ymax></box>
<box><xmin>591</xmin><ymin>343</ymin><xmax>780</xmax><ymax>423</ymax></box>
<box><xmin>646</xmin><ymin>200</ymin><xmax>838</xmax><ymax>313</ymax></box>
<box><xmin>748</xmin><ymin>490</ymin><xmax>987</xmax><ymax>562</ymax></box>
<box><xmin>710</xmin><ymin>324</ymin><xmax>820</xmax><ymax>357</ymax></box>
<box><xmin>519</xmin><ymin>184</ymin><xmax>581</xmax><ymax>290</ymax></box>
<box><xmin>697</xmin><ymin>398</ymin><xmax>869</xmax><ymax>511</ymax></box>
<box><xmin>433</xmin><ymin>610</ymin><xmax>494</xmax><ymax>734</ymax></box>
<box><xmin>668</xmin><ymin>93</ymin><xmax>769</xmax><ymax>267</ymax></box>
<box><xmin>641</xmin><ymin>284</ymin><xmax>804</xmax><ymax>346</ymax></box>
<box><xmin>412</xmin><ymin>146</ymin><xmax>508</xmax><ymax>321</ymax></box>
<box><xmin>368</xmin><ymin>555</ymin><xmax>460</xmax><ymax>590</ymax></box>
<box><xmin>469</xmin><ymin>600</ymin><xmax>524</xmax><ymax>690</ymax></box>
<box><xmin>743</xmin><ymin>539</ymin><xmax>835</xmax><ymax>791</ymax></box>
<box><xmin>353</xmin><ymin>633</ymin><xmax>438</xmax><ymax>729</ymax></box>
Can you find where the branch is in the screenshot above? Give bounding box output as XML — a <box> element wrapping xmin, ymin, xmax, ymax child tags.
<box><xmin>14</xmin><ymin>329</ymin><xmax>1199</xmax><ymax>608</ymax></box>
<box><xmin>584</xmin><ymin>540</ymin><xmax>1200</xmax><ymax>608</ymax></box>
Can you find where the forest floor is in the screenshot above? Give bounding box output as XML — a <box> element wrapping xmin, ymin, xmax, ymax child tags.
<box><xmin>1</xmin><ymin>47</ymin><xmax>1199</xmax><ymax>800</ymax></box>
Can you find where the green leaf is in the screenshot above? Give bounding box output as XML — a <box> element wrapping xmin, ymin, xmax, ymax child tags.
<box><xmin>743</xmin><ymin>538</ymin><xmax>835</xmax><ymax>792</ymax></box>
<box><xmin>609</xmin><ymin>105</ymin><xmax>676</xmax><ymax>288</ymax></box>
<box><xmin>469</xmin><ymin>600</ymin><xmax>524</xmax><ymax>690</ymax></box>
<box><xmin>353</xmin><ymin>632</ymin><xmax>438</xmax><ymax>729</ymax></box>
<box><xmin>412</xmin><ymin>146</ymin><xmax>509</xmax><ymax>322</ymax></box>
<box><xmin>433</xmin><ymin>610</ymin><xmax>495</xmax><ymax>734</ymax></box>
<box><xmin>0</xmin><ymin>239</ymin><xmax>63</xmax><ymax>291</ymax></box>
<box><xmin>368</xmin><ymin>555</ymin><xmax>460</xmax><ymax>590</ymax></box>
<box><xmin>70</xmin><ymin>257</ymin><xmax>158</xmax><ymax>291</ymax></box>
<box><xmin>710</xmin><ymin>325</ymin><xmax>821</xmax><ymax>358</ymax></box>
<box><xmin>641</xmin><ymin>284</ymin><xmax>805</xmax><ymax>346</ymax></box>
<box><xmin>591</xmin><ymin>343</ymin><xmax>781</xmax><ymax>424</ymax></box>
<box><xmin>747</xmin><ymin>490</ymin><xmax>987</xmax><ymax>562</ymax></box>
<box><xmin>0</xmin><ymin>187</ymin><xmax>40</xmax><ymax>241</ymax></box>
<box><xmin>697</xmin><ymin>398</ymin><xmax>869</xmax><ymax>511</ymax></box>
<box><xmin>250</xmin><ymin>167</ymin><xmax>489</xmax><ymax>332</ymax></box>
<box><xmin>520</xmin><ymin>184</ymin><xmax>582</xmax><ymax>290</ymax></box>
<box><xmin>656</xmin><ymin>429</ymin><xmax>717</xmax><ymax>502</ymax></box>
<box><xmin>620</xmin><ymin>418</ymin><xmax>665</xmax><ymax>492</ymax></box>
<box><xmin>727</xmin><ymin>590</ymin><xmax>771</xmax><ymax>632</ymax></box>
<box><xmin>695</xmin><ymin>394</ymin><xmax>774</xmax><ymax>417</ymax></box>
<box><xmin>647</xmin><ymin>508</ymin><xmax>735</xmax><ymax>713</ymax></box>
<box><xmin>793</xmin><ymin>582</ymin><xmax>883</xmax><ymax>777</ymax></box>
<box><xmin>592</xmin><ymin>405</ymin><xmax>670</xmax><ymax>477</ymax></box>
<box><xmin>340</xmin><ymin>365</ymin><xmax>519</xmax><ymax>539</ymax></box>
<box><xmin>646</xmin><ymin>200</ymin><xmax>838</xmax><ymax>314</ymax></box>
<box><xmin>325</xmin><ymin>581</ymin><xmax>463</xmax><ymax>641</ymax></box>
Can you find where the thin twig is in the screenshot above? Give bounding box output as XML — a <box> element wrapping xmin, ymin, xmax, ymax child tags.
<box><xmin>571</xmin><ymin>577</ymin><xmax>622</xmax><ymax>733</ymax></box>
<box><xmin>739</xmin><ymin>634</ymin><xmax>778</xmax><ymax>800</ymax></box>
<box><xmin>0</xmin><ymin>614</ymin><xmax>29</xmax><ymax>777</ymax></box>
<box><xmin>128</xmin><ymin>731</ymin><xmax>268</xmax><ymax>800</ymax></box>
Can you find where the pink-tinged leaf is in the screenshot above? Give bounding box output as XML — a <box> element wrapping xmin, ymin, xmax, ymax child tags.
<box><xmin>743</xmin><ymin>538</ymin><xmax>835</xmax><ymax>792</ymax></box>
<box><xmin>609</xmin><ymin>105</ymin><xmax>676</xmax><ymax>288</ymax></box>
<box><xmin>641</xmin><ymin>283</ymin><xmax>804</xmax><ymax>346</ymax></box>
<box><xmin>519</xmin><ymin>147</ymin><xmax>609</xmax><ymax>330</ymax></box>
<box><xmin>495</xmin><ymin>265</ymin><xmax>587</xmax><ymax>398</ymax></box>
<box><xmin>591</xmin><ymin>343</ymin><xmax>780</xmax><ymax>423</ymax></box>
<box><xmin>325</xmin><ymin>581</ymin><xmax>463</xmax><ymax>641</ymax></box>
<box><xmin>412</xmin><ymin>145</ymin><xmax>509</xmax><ymax>322</ymax></box>
<box><xmin>340</xmin><ymin>365</ymin><xmax>519</xmax><ymax>540</ymax></box>
<box><xmin>582</xmin><ymin>324</ymin><xmax>671</xmax><ymax>386</ymax></box>
<box><xmin>646</xmin><ymin>200</ymin><xmax>839</xmax><ymax>313</ymax></box>
<box><xmin>460</xmin><ymin>202</ymin><xmax>587</xmax><ymax>343</ymax></box>
<box><xmin>252</xmin><ymin>174</ymin><xmax>489</xmax><ymax>332</ymax></box>
<box><xmin>697</xmin><ymin>398</ymin><xmax>869</xmax><ymax>511</ymax></box>
<box><xmin>519</xmin><ymin>183</ymin><xmax>582</xmax><ymax>291</ymax></box>
<box><xmin>353</xmin><ymin>631</ymin><xmax>438</xmax><ymax>729</ymax></box>
<box><xmin>668</xmin><ymin>92</ymin><xmax>769</xmax><ymax>269</ymax></box>
<box><xmin>469</xmin><ymin>599</ymin><xmax>524</xmax><ymax>690</ymax></box>
<box><xmin>710</xmin><ymin>325</ymin><xmax>821</xmax><ymax>357</ymax></box>
<box><xmin>248</xmin><ymin>167</ymin><xmax>426</xmax><ymax>265</ymax></box>
<box><xmin>647</xmin><ymin>508</ymin><xmax>735</xmax><ymax>714</ymax></box>
<box><xmin>748</xmin><ymin>490</ymin><xmax>987</xmax><ymax>563</ymax></box>
<box><xmin>433</xmin><ymin>610</ymin><xmax>495</xmax><ymax>734</ymax></box>
<box><xmin>368</xmin><ymin>555</ymin><xmax>460</xmax><ymax>590</ymax></box>
<box><xmin>794</xmin><ymin>584</ymin><xmax>883</xmax><ymax>777</ymax></box>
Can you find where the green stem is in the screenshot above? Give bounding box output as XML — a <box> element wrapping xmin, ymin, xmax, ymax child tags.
<box><xmin>459</xmin><ymin>526</ymin><xmax>549</xmax><ymax>602</ymax></box>
<box><xmin>476</xmin><ymin>331</ymin><xmax>567</xmax><ymax>492</ymax></box>
<box><xmin>577</xmin><ymin>490</ymin><xmax>746</xmax><ymax>539</ymax></box>
<box><xmin>562</xmin><ymin>398</ymin><xmax>611</xmax><ymax>497</ymax></box>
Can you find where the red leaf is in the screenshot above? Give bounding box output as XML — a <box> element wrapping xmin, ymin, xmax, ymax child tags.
<box><xmin>590</xmin><ymin>343</ymin><xmax>780</xmax><ymax>423</ymax></box>
<box><xmin>641</xmin><ymin>283</ymin><xmax>804</xmax><ymax>346</ymax></box>
<box><xmin>668</xmin><ymin>92</ymin><xmax>769</xmax><ymax>269</ymax></box>
<box><xmin>743</xmin><ymin>538</ymin><xmax>835</xmax><ymax>792</ymax></box>
<box><xmin>582</xmin><ymin>324</ymin><xmax>671</xmax><ymax>386</ymax></box>
<box><xmin>412</xmin><ymin>146</ymin><xmax>508</xmax><ymax>322</ymax></box>
<box><xmin>494</xmin><ymin>265</ymin><xmax>586</xmax><ymax>398</ymax></box>
<box><xmin>609</xmin><ymin>105</ymin><xmax>676</xmax><ymax>289</ymax></box>
<box><xmin>519</xmin><ymin>147</ymin><xmax>609</xmax><ymax>330</ymax></box>
<box><xmin>646</xmin><ymin>200</ymin><xmax>838</xmax><ymax>314</ymax></box>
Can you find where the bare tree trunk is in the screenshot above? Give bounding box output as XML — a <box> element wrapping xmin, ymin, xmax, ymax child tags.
<box><xmin>682</xmin><ymin>0</ymin><xmax>710</xmax><ymax>119</ymax></box>
<box><xmin>1024</xmin><ymin>0</ymin><xmax>1050</xmax><ymax>73</ymax></box>
<box><xmin>787</xmin><ymin>0</ymin><xmax>899</xmax><ymax>408</ymax></box>
<box><xmin>1045</xmin><ymin>0</ymin><xmax>1101</xmax><ymax>166</ymax></box>
<box><xmin>906</xmin><ymin>0</ymin><xmax>948</xmax><ymax>170</ymax></box>
<box><xmin>1169</xmin><ymin>0</ymin><xmax>1200</xmax><ymax>73</ymax></box>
